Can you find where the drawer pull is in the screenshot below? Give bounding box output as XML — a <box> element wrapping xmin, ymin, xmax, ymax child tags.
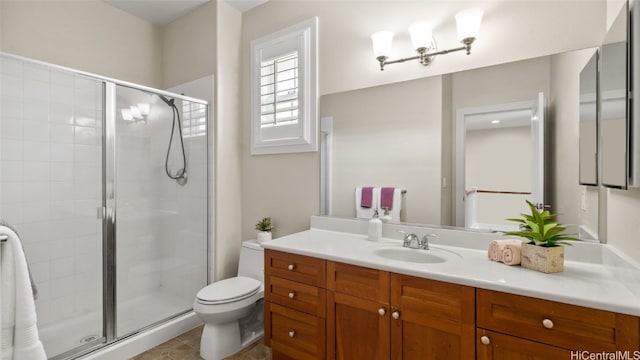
<box><xmin>288</xmin><ymin>292</ymin><xmax>296</xmax><ymax>299</ymax></box>
<box><xmin>480</xmin><ymin>336</ymin><xmax>490</xmax><ymax>345</ymax></box>
<box><xmin>288</xmin><ymin>330</ymin><xmax>296</xmax><ymax>338</ymax></box>
<box><xmin>287</xmin><ymin>264</ymin><xmax>295</xmax><ymax>271</ymax></box>
<box><xmin>378</xmin><ymin>308</ymin><xmax>386</xmax><ymax>316</ymax></box>
<box><xmin>391</xmin><ymin>311</ymin><xmax>400</xmax><ymax>320</ymax></box>
<box><xmin>542</xmin><ymin>318</ymin><xmax>554</xmax><ymax>329</ymax></box>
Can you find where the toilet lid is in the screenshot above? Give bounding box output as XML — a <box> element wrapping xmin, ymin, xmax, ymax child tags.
<box><xmin>196</xmin><ymin>276</ymin><xmax>261</xmax><ymax>305</ymax></box>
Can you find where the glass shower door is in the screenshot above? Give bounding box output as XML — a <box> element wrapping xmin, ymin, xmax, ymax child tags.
<box><xmin>113</xmin><ymin>85</ymin><xmax>207</xmax><ymax>337</ymax></box>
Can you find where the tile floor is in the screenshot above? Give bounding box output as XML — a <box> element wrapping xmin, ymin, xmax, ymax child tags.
<box><xmin>129</xmin><ymin>326</ymin><xmax>271</xmax><ymax>360</ymax></box>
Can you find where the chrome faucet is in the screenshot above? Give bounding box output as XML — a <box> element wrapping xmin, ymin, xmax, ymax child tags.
<box><xmin>398</xmin><ymin>231</ymin><xmax>436</xmax><ymax>250</ymax></box>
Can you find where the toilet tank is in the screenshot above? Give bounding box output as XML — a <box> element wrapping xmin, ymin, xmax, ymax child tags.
<box><xmin>238</xmin><ymin>239</ymin><xmax>264</xmax><ymax>282</ymax></box>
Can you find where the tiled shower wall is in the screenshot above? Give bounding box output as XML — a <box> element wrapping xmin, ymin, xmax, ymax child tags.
<box><xmin>0</xmin><ymin>56</ymin><xmax>103</xmax><ymax>327</ymax></box>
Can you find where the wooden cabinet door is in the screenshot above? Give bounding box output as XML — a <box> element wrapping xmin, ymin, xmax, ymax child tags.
<box><xmin>390</xmin><ymin>274</ymin><xmax>475</xmax><ymax>360</ymax></box>
<box><xmin>327</xmin><ymin>291</ymin><xmax>390</xmax><ymax>360</ymax></box>
<box><xmin>477</xmin><ymin>329</ymin><xmax>570</xmax><ymax>360</ymax></box>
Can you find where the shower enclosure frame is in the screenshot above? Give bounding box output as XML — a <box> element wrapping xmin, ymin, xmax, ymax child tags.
<box><xmin>1</xmin><ymin>53</ymin><xmax>211</xmax><ymax>360</ymax></box>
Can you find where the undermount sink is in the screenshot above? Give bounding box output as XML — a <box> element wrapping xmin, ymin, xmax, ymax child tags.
<box><xmin>373</xmin><ymin>247</ymin><xmax>461</xmax><ymax>264</ymax></box>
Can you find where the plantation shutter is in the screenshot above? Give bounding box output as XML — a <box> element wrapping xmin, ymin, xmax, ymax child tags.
<box><xmin>260</xmin><ymin>51</ymin><xmax>299</xmax><ymax>128</ymax></box>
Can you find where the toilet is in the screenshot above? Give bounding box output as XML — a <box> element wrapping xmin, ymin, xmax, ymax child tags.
<box><xmin>194</xmin><ymin>240</ymin><xmax>265</xmax><ymax>360</ymax></box>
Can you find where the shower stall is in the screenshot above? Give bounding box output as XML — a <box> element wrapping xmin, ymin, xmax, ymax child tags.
<box><xmin>0</xmin><ymin>53</ymin><xmax>209</xmax><ymax>359</ymax></box>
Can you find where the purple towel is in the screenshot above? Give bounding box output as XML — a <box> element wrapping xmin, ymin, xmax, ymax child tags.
<box><xmin>360</xmin><ymin>187</ymin><xmax>373</xmax><ymax>208</ymax></box>
<box><xmin>380</xmin><ymin>187</ymin><xmax>395</xmax><ymax>210</ymax></box>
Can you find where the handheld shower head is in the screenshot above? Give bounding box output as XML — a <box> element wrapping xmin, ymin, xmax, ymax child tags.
<box><xmin>159</xmin><ymin>95</ymin><xmax>174</xmax><ymax>107</ymax></box>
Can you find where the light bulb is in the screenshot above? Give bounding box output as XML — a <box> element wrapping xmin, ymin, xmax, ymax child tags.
<box><xmin>137</xmin><ymin>103</ymin><xmax>150</xmax><ymax>117</ymax></box>
<box><xmin>371</xmin><ymin>31</ymin><xmax>394</xmax><ymax>58</ymax></box>
<box><xmin>121</xmin><ymin>108</ymin><xmax>133</xmax><ymax>121</ymax></box>
<box><xmin>130</xmin><ymin>105</ymin><xmax>142</xmax><ymax>119</ymax></box>
<box><xmin>455</xmin><ymin>8</ymin><xmax>484</xmax><ymax>42</ymax></box>
<box><xmin>408</xmin><ymin>22</ymin><xmax>433</xmax><ymax>50</ymax></box>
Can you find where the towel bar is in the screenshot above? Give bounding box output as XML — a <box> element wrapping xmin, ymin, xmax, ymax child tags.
<box><xmin>0</xmin><ymin>234</ymin><xmax>7</xmax><ymax>243</ymax></box>
<box><xmin>355</xmin><ymin>188</ymin><xmax>407</xmax><ymax>194</ymax></box>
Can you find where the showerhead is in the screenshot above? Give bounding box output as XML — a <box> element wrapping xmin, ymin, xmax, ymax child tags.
<box><xmin>159</xmin><ymin>94</ymin><xmax>174</xmax><ymax>107</ymax></box>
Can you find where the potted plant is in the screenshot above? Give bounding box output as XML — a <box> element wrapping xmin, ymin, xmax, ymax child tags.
<box><xmin>255</xmin><ymin>217</ymin><xmax>273</xmax><ymax>243</ymax></box>
<box><xmin>505</xmin><ymin>200</ymin><xmax>578</xmax><ymax>273</ymax></box>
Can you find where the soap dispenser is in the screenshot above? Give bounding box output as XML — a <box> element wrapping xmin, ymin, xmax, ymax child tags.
<box><xmin>368</xmin><ymin>209</ymin><xmax>382</xmax><ymax>241</ymax></box>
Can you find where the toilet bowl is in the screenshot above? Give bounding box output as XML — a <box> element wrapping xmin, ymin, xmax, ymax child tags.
<box><xmin>194</xmin><ymin>240</ymin><xmax>264</xmax><ymax>360</ymax></box>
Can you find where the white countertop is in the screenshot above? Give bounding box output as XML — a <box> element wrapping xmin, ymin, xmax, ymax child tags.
<box><xmin>261</xmin><ymin>227</ymin><xmax>640</xmax><ymax>317</ymax></box>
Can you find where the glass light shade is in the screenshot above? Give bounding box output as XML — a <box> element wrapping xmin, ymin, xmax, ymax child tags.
<box><xmin>455</xmin><ymin>8</ymin><xmax>483</xmax><ymax>41</ymax></box>
<box><xmin>121</xmin><ymin>108</ymin><xmax>133</xmax><ymax>121</ymax></box>
<box><xmin>137</xmin><ymin>103</ymin><xmax>150</xmax><ymax>117</ymax></box>
<box><xmin>408</xmin><ymin>22</ymin><xmax>433</xmax><ymax>50</ymax></box>
<box><xmin>371</xmin><ymin>31</ymin><xmax>394</xmax><ymax>58</ymax></box>
<box><xmin>130</xmin><ymin>105</ymin><xmax>142</xmax><ymax>119</ymax></box>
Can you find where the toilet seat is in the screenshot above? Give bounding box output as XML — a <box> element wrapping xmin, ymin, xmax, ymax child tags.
<box><xmin>196</xmin><ymin>276</ymin><xmax>261</xmax><ymax>305</ymax></box>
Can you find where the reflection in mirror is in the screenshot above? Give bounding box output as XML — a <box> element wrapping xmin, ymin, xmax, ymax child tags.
<box><xmin>600</xmin><ymin>41</ymin><xmax>628</xmax><ymax>189</ymax></box>
<box><xmin>456</xmin><ymin>93</ymin><xmax>544</xmax><ymax>231</ymax></box>
<box><xmin>579</xmin><ymin>49</ymin><xmax>598</xmax><ymax>186</ymax></box>
<box><xmin>320</xmin><ymin>49</ymin><xmax>601</xmax><ymax>241</ymax></box>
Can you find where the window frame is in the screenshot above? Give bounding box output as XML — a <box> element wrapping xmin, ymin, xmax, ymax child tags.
<box><xmin>250</xmin><ymin>17</ymin><xmax>318</xmax><ymax>155</ymax></box>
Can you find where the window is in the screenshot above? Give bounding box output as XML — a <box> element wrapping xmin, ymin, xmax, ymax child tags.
<box><xmin>182</xmin><ymin>101</ymin><xmax>207</xmax><ymax>138</ymax></box>
<box><xmin>250</xmin><ymin>17</ymin><xmax>318</xmax><ymax>155</ymax></box>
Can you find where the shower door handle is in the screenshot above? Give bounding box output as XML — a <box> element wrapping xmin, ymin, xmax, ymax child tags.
<box><xmin>97</xmin><ymin>206</ymin><xmax>106</xmax><ymax>219</ymax></box>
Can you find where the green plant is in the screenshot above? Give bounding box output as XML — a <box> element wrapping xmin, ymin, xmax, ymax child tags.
<box><xmin>255</xmin><ymin>217</ymin><xmax>273</xmax><ymax>232</ymax></box>
<box><xmin>505</xmin><ymin>200</ymin><xmax>578</xmax><ymax>247</ymax></box>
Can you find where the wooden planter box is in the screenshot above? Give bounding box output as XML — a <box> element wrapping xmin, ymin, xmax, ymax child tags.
<box><xmin>520</xmin><ymin>243</ymin><xmax>564</xmax><ymax>273</ymax></box>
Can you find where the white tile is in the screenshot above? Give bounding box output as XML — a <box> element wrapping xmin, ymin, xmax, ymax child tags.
<box><xmin>30</xmin><ymin>261</ymin><xmax>51</xmax><ymax>283</ymax></box>
<box><xmin>23</xmin><ymin>120</ymin><xmax>49</xmax><ymax>141</ymax></box>
<box><xmin>1</xmin><ymin>139</ymin><xmax>23</xmax><ymax>161</ymax></box>
<box><xmin>22</xmin><ymin>201</ymin><xmax>50</xmax><ymax>223</ymax></box>
<box><xmin>50</xmin><ymin>71</ymin><xmax>74</xmax><ymax>87</ymax></box>
<box><xmin>50</xmin><ymin>200</ymin><xmax>75</xmax><ymax>221</ymax></box>
<box><xmin>75</xmin><ymin>85</ymin><xmax>97</xmax><ymax>107</ymax></box>
<box><xmin>23</xmin><ymin>241</ymin><xmax>50</xmax><ymax>263</ymax></box>
<box><xmin>23</xmin><ymin>100</ymin><xmax>48</xmax><ymax>122</ymax></box>
<box><xmin>75</xmin><ymin>200</ymin><xmax>98</xmax><ymax>217</ymax></box>
<box><xmin>1</xmin><ymin>116</ymin><xmax>23</xmax><ymax>139</ymax></box>
<box><xmin>1</xmin><ymin>182</ymin><xmax>22</xmax><ymax>203</ymax></box>
<box><xmin>0</xmin><ymin>161</ymin><xmax>23</xmax><ymax>182</ymax></box>
<box><xmin>50</xmin><ymin>182</ymin><xmax>74</xmax><ymax>201</ymax></box>
<box><xmin>50</xmin><ymin>237</ymin><xmax>75</xmax><ymax>259</ymax></box>
<box><xmin>50</xmin><ymin>257</ymin><xmax>74</xmax><ymax>279</ymax></box>
<box><xmin>1</xmin><ymin>97</ymin><xmax>22</xmax><ymax>118</ymax></box>
<box><xmin>74</xmin><ymin>144</ymin><xmax>97</xmax><ymax>163</ymax></box>
<box><xmin>74</xmin><ymin>182</ymin><xmax>100</xmax><ymax>200</ymax></box>
<box><xmin>35</xmin><ymin>298</ymin><xmax>53</xmax><ymax>325</ymax></box>
<box><xmin>75</xmin><ymin>165</ymin><xmax>98</xmax><ymax>183</ymax></box>
<box><xmin>49</xmin><ymin>219</ymin><xmax>75</xmax><ymax>241</ymax></box>
<box><xmin>75</xmin><ymin>108</ymin><xmax>98</xmax><ymax>127</ymax></box>
<box><xmin>74</xmin><ymin>126</ymin><xmax>97</xmax><ymax>145</ymax></box>
<box><xmin>75</xmin><ymin>236</ymin><xmax>99</xmax><ymax>256</ymax></box>
<box><xmin>23</xmin><ymin>79</ymin><xmax>49</xmax><ymax>101</ymax></box>
<box><xmin>49</xmin><ymin>102</ymin><xmax>74</xmax><ymax>124</ymax></box>
<box><xmin>23</xmin><ymin>162</ymin><xmax>50</xmax><ymax>182</ymax></box>
<box><xmin>74</xmin><ymin>216</ymin><xmax>99</xmax><ymax>237</ymax></box>
<box><xmin>50</xmin><ymin>123</ymin><xmax>74</xmax><ymax>143</ymax></box>
<box><xmin>49</xmin><ymin>85</ymin><xmax>74</xmax><ymax>104</ymax></box>
<box><xmin>19</xmin><ymin>221</ymin><xmax>50</xmax><ymax>243</ymax></box>
<box><xmin>23</xmin><ymin>63</ymin><xmax>49</xmax><ymax>82</ymax></box>
<box><xmin>50</xmin><ymin>143</ymin><xmax>74</xmax><ymax>162</ymax></box>
<box><xmin>1</xmin><ymin>75</ymin><xmax>22</xmax><ymax>97</ymax></box>
<box><xmin>1</xmin><ymin>57</ymin><xmax>23</xmax><ymax>76</ymax></box>
<box><xmin>50</xmin><ymin>277</ymin><xmax>75</xmax><ymax>299</ymax></box>
<box><xmin>0</xmin><ymin>202</ymin><xmax>23</xmax><ymax>224</ymax></box>
<box><xmin>23</xmin><ymin>141</ymin><xmax>49</xmax><ymax>162</ymax></box>
<box><xmin>23</xmin><ymin>182</ymin><xmax>49</xmax><ymax>203</ymax></box>
<box><xmin>49</xmin><ymin>295</ymin><xmax>76</xmax><ymax>321</ymax></box>
<box><xmin>50</xmin><ymin>162</ymin><xmax>73</xmax><ymax>182</ymax></box>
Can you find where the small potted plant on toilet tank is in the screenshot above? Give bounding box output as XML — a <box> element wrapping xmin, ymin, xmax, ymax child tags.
<box><xmin>505</xmin><ymin>200</ymin><xmax>578</xmax><ymax>273</ymax></box>
<box><xmin>255</xmin><ymin>217</ymin><xmax>273</xmax><ymax>243</ymax></box>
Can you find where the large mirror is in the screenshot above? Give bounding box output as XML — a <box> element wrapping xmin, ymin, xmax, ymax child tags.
<box><xmin>579</xmin><ymin>50</ymin><xmax>599</xmax><ymax>186</ymax></box>
<box><xmin>320</xmin><ymin>48</ymin><xmax>601</xmax><ymax>240</ymax></box>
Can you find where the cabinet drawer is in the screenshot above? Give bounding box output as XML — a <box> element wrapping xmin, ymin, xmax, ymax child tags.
<box><xmin>477</xmin><ymin>328</ymin><xmax>569</xmax><ymax>359</ymax></box>
<box><xmin>266</xmin><ymin>250</ymin><xmax>326</xmax><ymax>287</ymax></box>
<box><xmin>265</xmin><ymin>302</ymin><xmax>326</xmax><ymax>360</ymax></box>
<box><xmin>266</xmin><ymin>276</ymin><xmax>326</xmax><ymax>317</ymax></box>
<box><xmin>477</xmin><ymin>289</ymin><xmax>640</xmax><ymax>351</ymax></box>
<box><xmin>327</xmin><ymin>261</ymin><xmax>390</xmax><ymax>303</ymax></box>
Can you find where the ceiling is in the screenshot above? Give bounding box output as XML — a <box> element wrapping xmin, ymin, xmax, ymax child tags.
<box><xmin>102</xmin><ymin>0</ymin><xmax>267</xmax><ymax>26</ymax></box>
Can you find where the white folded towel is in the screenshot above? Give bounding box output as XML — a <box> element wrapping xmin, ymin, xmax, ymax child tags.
<box><xmin>1</xmin><ymin>226</ymin><xmax>47</xmax><ymax>360</ymax></box>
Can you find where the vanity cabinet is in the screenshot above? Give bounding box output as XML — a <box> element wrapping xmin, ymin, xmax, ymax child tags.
<box><xmin>265</xmin><ymin>250</ymin><xmax>327</xmax><ymax>360</ymax></box>
<box><xmin>326</xmin><ymin>261</ymin><xmax>475</xmax><ymax>360</ymax></box>
<box><xmin>476</xmin><ymin>289</ymin><xmax>640</xmax><ymax>358</ymax></box>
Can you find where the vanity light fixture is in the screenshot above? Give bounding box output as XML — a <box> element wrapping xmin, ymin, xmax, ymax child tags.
<box><xmin>121</xmin><ymin>103</ymin><xmax>150</xmax><ymax>122</ymax></box>
<box><xmin>371</xmin><ymin>8</ymin><xmax>483</xmax><ymax>71</ymax></box>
